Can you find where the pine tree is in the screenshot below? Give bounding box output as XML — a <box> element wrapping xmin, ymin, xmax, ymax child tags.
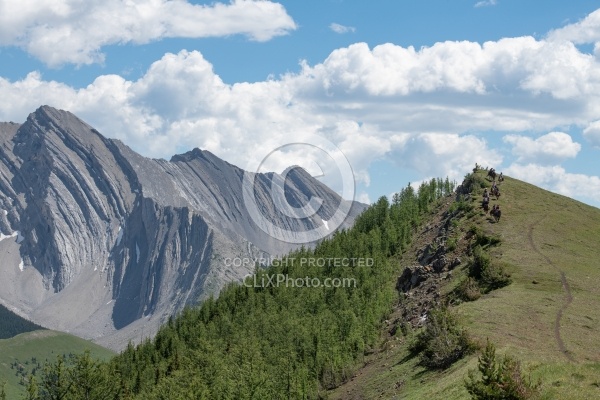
<box><xmin>465</xmin><ymin>340</ymin><xmax>500</xmax><ymax>397</ymax></box>
<box><xmin>24</xmin><ymin>375</ymin><xmax>39</xmax><ymax>400</ymax></box>
<box><xmin>40</xmin><ymin>355</ymin><xmax>71</xmax><ymax>399</ymax></box>
<box><xmin>68</xmin><ymin>351</ymin><xmax>117</xmax><ymax>400</ymax></box>
<box><xmin>465</xmin><ymin>340</ymin><xmax>539</xmax><ymax>399</ymax></box>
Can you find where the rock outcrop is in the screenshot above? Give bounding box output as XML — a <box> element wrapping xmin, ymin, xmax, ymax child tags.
<box><xmin>0</xmin><ymin>106</ymin><xmax>366</xmax><ymax>350</ymax></box>
<box><xmin>395</xmin><ymin>198</ymin><xmax>463</xmax><ymax>327</ymax></box>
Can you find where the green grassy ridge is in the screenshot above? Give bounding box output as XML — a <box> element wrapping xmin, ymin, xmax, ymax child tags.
<box><xmin>332</xmin><ymin>171</ymin><xmax>600</xmax><ymax>399</ymax></box>
<box><xmin>459</xmin><ymin>173</ymin><xmax>600</xmax><ymax>361</ymax></box>
<box><xmin>0</xmin><ymin>330</ymin><xmax>115</xmax><ymax>399</ymax></box>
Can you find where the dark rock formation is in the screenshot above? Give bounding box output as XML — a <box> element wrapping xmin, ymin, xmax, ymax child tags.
<box><xmin>396</xmin><ymin>265</ymin><xmax>433</xmax><ymax>292</ymax></box>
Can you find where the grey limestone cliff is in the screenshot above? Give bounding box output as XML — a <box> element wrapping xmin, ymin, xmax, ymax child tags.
<box><xmin>0</xmin><ymin>106</ymin><xmax>366</xmax><ymax>350</ymax></box>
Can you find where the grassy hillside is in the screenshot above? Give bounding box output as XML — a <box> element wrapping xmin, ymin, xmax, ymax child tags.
<box><xmin>330</xmin><ymin>171</ymin><xmax>600</xmax><ymax>399</ymax></box>
<box><xmin>0</xmin><ymin>330</ymin><xmax>115</xmax><ymax>399</ymax></box>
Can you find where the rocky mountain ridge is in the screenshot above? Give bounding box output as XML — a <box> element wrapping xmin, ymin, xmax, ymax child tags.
<box><xmin>0</xmin><ymin>106</ymin><xmax>365</xmax><ymax>350</ymax></box>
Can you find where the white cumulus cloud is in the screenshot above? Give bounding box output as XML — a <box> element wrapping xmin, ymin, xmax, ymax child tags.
<box><xmin>393</xmin><ymin>133</ymin><xmax>502</xmax><ymax>181</ymax></box>
<box><xmin>547</xmin><ymin>9</ymin><xmax>600</xmax><ymax>44</ymax></box>
<box><xmin>2</xmin><ymin>8</ymin><xmax>600</xmax><ymax>206</ymax></box>
<box><xmin>0</xmin><ymin>0</ymin><xmax>297</xmax><ymax>66</ymax></box>
<box><xmin>292</xmin><ymin>37</ymin><xmax>600</xmax><ymax>103</ymax></box>
<box><xmin>583</xmin><ymin>120</ymin><xmax>600</xmax><ymax>148</ymax></box>
<box><xmin>503</xmin><ymin>132</ymin><xmax>581</xmax><ymax>165</ymax></box>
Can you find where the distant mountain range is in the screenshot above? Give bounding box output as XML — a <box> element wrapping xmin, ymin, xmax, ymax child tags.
<box><xmin>0</xmin><ymin>106</ymin><xmax>365</xmax><ymax>350</ymax></box>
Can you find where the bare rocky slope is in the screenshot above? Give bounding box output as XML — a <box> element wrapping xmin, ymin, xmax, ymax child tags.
<box><xmin>0</xmin><ymin>106</ymin><xmax>365</xmax><ymax>350</ymax></box>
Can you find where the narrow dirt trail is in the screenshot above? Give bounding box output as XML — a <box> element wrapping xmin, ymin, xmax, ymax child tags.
<box><xmin>527</xmin><ymin>217</ymin><xmax>576</xmax><ymax>363</ymax></box>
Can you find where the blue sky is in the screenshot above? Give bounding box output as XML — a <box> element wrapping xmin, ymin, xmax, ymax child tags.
<box><xmin>1</xmin><ymin>0</ymin><xmax>600</xmax><ymax>208</ymax></box>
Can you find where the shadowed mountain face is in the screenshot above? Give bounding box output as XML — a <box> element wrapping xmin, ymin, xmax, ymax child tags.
<box><xmin>0</xmin><ymin>106</ymin><xmax>366</xmax><ymax>350</ymax></box>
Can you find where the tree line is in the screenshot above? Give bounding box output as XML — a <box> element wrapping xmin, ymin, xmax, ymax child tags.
<box><xmin>20</xmin><ymin>178</ymin><xmax>455</xmax><ymax>400</ymax></box>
